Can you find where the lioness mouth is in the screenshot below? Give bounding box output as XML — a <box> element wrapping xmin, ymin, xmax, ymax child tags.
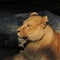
<box><xmin>18</xmin><ymin>33</ymin><xmax>45</xmax><ymax>48</ymax></box>
<box><xmin>18</xmin><ymin>36</ymin><xmax>31</xmax><ymax>47</ymax></box>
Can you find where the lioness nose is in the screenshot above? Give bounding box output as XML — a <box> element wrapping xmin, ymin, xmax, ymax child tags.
<box><xmin>17</xmin><ymin>31</ymin><xmax>20</xmax><ymax>32</ymax></box>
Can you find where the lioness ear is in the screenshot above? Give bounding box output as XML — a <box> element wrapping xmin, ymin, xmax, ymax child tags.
<box><xmin>29</xmin><ymin>12</ymin><xmax>38</xmax><ymax>17</ymax></box>
<box><xmin>42</xmin><ymin>16</ymin><xmax>48</xmax><ymax>23</ymax></box>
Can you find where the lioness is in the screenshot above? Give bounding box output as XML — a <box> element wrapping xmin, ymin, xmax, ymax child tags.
<box><xmin>15</xmin><ymin>12</ymin><xmax>60</xmax><ymax>60</ymax></box>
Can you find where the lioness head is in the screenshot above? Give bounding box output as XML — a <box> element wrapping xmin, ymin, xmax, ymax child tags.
<box><xmin>17</xmin><ymin>12</ymin><xmax>48</xmax><ymax>44</ymax></box>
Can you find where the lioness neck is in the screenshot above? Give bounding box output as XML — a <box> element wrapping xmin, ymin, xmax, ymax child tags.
<box><xmin>25</xmin><ymin>25</ymin><xmax>54</xmax><ymax>52</ymax></box>
<box><xmin>24</xmin><ymin>25</ymin><xmax>60</xmax><ymax>59</ymax></box>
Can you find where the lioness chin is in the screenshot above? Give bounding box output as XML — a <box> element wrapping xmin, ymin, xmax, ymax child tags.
<box><xmin>14</xmin><ymin>12</ymin><xmax>60</xmax><ymax>60</ymax></box>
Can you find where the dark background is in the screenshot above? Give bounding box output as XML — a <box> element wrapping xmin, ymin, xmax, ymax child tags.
<box><xmin>0</xmin><ymin>0</ymin><xmax>60</xmax><ymax>15</ymax></box>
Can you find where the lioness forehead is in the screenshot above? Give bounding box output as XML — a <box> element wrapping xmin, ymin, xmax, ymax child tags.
<box><xmin>23</xmin><ymin>16</ymin><xmax>42</xmax><ymax>24</ymax></box>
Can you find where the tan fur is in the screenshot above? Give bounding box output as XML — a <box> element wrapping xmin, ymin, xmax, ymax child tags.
<box><xmin>15</xmin><ymin>12</ymin><xmax>60</xmax><ymax>60</ymax></box>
